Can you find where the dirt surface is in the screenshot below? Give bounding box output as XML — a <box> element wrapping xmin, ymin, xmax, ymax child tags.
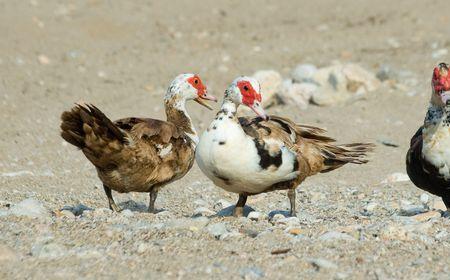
<box><xmin>1</xmin><ymin>1</ymin><xmax>450</xmax><ymax>279</ymax></box>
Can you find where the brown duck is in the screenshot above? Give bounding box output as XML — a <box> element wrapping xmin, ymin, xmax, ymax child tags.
<box><xmin>196</xmin><ymin>76</ymin><xmax>374</xmax><ymax>216</ymax></box>
<box><xmin>407</xmin><ymin>63</ymin><xmax>450</xmax><ymax>212</ymax></box>
<box><xmin>60</xmin><ymin>74</ymin><xmax>216</xmax><ymax>212</ymax></box>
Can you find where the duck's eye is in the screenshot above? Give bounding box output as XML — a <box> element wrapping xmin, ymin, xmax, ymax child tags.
<box><xmin>243</xmin><ymin>85</ymin><xmax>249</xmax><ymax>91</ymax></box>
<box><xmin>194</xmin><ymin>79</ymin><xmax>199</xmax><ymax>84</ymax></box>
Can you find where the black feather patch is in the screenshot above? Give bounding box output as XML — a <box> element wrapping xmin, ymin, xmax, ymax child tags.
<box><xmin>253</xmin><ymin>139</ymin><xmax>282</xmax><ymax>170</ymax></box>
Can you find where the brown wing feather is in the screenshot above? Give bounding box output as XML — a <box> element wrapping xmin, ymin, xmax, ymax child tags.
<box><xmin>239</xmin><ymin>115</ymin><xmax>374</xmax><ymax>176</ymax></box>
<box><xmin>115</xmin><ymin>117</ymin><xmax>181</xmax><ymax>143</ymax></box>
<box><xmin>61</xmin><ymin>104</ymin><xmax>193</xmax><ymax>193</ymax></box>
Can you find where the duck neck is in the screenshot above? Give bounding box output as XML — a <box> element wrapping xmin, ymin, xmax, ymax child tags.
<box><xmin>219</xmin><ymin>98</ymin><xmax>238</xmax><ymax>118</ymax></box>
<box><xmin>165</xmin><ymin>98</ymin><xmax>198</xmax><ymax>145</ymax></box>
<box><xmin>424</xmin><ymin>103</ymin><xmax>450</xmax><ymax>128</ymax></box>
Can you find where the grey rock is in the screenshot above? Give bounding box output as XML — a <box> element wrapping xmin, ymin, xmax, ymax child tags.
<box><xmin>311</xmin><ymin>63</ymin><xmax>380</xmax><ymax>106</ymax></box>
<box><xmin>278</xmin><ymin>80</ymin><xmax>316</xmax><ymax>109</ymax></box>
<box><xmin>291</xmin><ymin>64</ymin><xmax>318</xmax><ymax>83</ymax></box>
<box><xmin>10</xmin><ymin>198</ymin><xmax>49</xmax><ymax>218</ymax></box>
<box><xmin>376</xmin><ymin>65</ymin><xmax>396</xmax><ymax>81</ymax></box>
<box><xmin>62</xmin><ymin>204</ymin><xmax>92</xmax><ymax>216</ymax></box>
<box><xmin>399</xmin><ymin>204</ymin><xmax>426</xmax><ymax>216</ymax></box>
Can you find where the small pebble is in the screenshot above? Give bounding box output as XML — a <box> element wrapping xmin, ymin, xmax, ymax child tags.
<box><xmin>420</xmin><ymin>193</ymin><xmax>430</xmax><ymax>205</ymax></box>
<box><xmin>206</xmin><ymin>223</ymin><xmax>228</xmax><ymax>239</ymax></box>
<box><xmin>37</xmin><ymin>54</ymin><xmax>50</xmax><ymax>65</ymax></box>
<box><xmin>247</xmin><ymin>211</ymin><xmax>266</xmax><ymax>221</ymax></box>
<box><xmin>309</xmin><ymin>258</ymin><xmax>338</xmax><ymax>270</ymax></box>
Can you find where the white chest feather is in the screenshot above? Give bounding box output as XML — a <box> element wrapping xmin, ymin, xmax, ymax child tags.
<box><xmin>196</xmin><ymin>114</ymin><xmax>298</xmax><ymax>194</ymax></box>
<box><xmin>422</xmin><ymin>108</ymin><xmax>450</xmax><ymax>179</ymax></box>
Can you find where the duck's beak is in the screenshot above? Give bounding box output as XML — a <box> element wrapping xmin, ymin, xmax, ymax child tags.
<box><xmin>250</xmin><ymin>101</ymin><xmax>268</xmax><ymax>121</ymax></box>
<box><xmin>195</xmin><ymin>92</ymin><xmax>217</xmax><ymax>110</ymax></box>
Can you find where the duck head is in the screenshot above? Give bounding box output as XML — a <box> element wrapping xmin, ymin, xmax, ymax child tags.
<box><xmin>225</xmin><ymin>76</ymin><xmax>268</xmax><ymax>120</ymax></box>
<box><xmin>431</xmin><ymin>63</ymin><xmax>450</xmax><ymax>107</ymax></box>
<box><xmin>165</xmin><ymin>74</ymin><xmax>217</xmax><ymax>110</ymax></box>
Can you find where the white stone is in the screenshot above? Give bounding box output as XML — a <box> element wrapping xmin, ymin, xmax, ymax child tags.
<box><xmin>37</xmin><ymin>54</ymin><xmax>50</xmax><ymax>65</ymax></box>
<box><xmin>275</xmin><ymin>216</ymin><xmax>300</xmax><ymax>226</ymax></box>
<box><xmin>420</xmin><ymin>193</ymin><xmax>430</xmax><ymax>205</ymax></box>
<box><xmin>206</xmin><ymin>223</ymin><xmax>228</xmax><ymax>239</ymax></box>
<box><xmin>309</xmin><ymin>258</ymin><xmax>338</xmax><ymax>270</ymax></box>
<box><xmin>193</xmin><ymin>207</ymin><xmax>215</xmax><ymax>217</ymax></box>
<box><xmin>60</xmin><ymin>210</ymin><xmax>75</xmax><ymax>219</ymax></box>
<box><xmin>213</xmin><ymin>199</ymin><xmax>233</xmax><ymax>211</ymax></box>
<box><xmin>278</xmin><ymin>80</ymin><xmax>316</xmax><ymax>109</ymax></box>
<box><xmin>291</xmin><ymin>64</ymin><xmax>318</xmax><ymax>83</ymax></box>
<box><xmin>137</xmin><ymin>243</ymin><xmax>148</xmax><ymax>254</ymax></box>
<box><xmin>364</xmin><ymin>202</ymin><xmax>378</xmax><ymax>212</ymax></box>
<box><xmin>9</xmin><ymin>198</ymin><xmax>49</xmax><ymax>218</ymax></box>
<box><xmin>121</xmin><ymin>209</ymin><xmax>134</xmax><ymax>217</ymax></box>
<box><xmin>247</xmin><ymin>211</ymin><xmax>267</xmax><ymax>221</ymax></box>
<box><xmin>311</xmin><ymin>63</ymin><xmax>380</xmax><ymax>106</ymax></box>
<box><xmin>252</xmin><ymin>70</ymin><xmax>282</xmax><ymax>107</ymax></box>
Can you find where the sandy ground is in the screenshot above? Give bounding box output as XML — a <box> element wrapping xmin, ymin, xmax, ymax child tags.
<box><xmin>1</xmin><ymin>1</ymin><xmax>450</xmax><ymax>279</ymax></box>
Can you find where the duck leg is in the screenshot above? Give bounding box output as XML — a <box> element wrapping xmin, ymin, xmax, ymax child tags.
<box><xmin>233</xmin><ymin>194</ymin><xmax>247</xmax><ymax>217</ymax></box>
<box><xmin>103</xmin><ymin>185</ymin><xmax>121</xmax><ymax>212</ymax></box>
<box><xmin>148</xmin><ymin>189</ymin><xmax>158</xmax><ymax>213</ymax></box>
<box><xmin>288</xmin><ymin>189</ymin><xmax>296</xmax><ymax>217</ymax></box>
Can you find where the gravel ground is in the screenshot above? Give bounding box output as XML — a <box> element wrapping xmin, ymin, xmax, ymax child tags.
<box><xmin>1</xmin><ymin>1</ymin><xmax>450</xmax><ymax>279</ymax></box>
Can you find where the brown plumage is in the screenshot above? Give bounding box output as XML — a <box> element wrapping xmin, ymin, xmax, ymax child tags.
<box><xmin>196</xmin><ymin>76</ymin><xmax>374</xmax><ymax>216</ymax></box>
<box><xmin>60</xmin><ymin>74</ymin><xmax>216</xmax><ymax>212</ymax></box>
<box><xmin>240</xmin><ymin>115</ymin><xmax>373</xmax><ymax>215</ymax></box>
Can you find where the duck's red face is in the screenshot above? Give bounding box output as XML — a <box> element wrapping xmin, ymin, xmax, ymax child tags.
<box><xmin>187</xmin><ymin>75</ymin><xmax>217</xmax><ymax>110</ymax></box>
<box><xmin>236</xmin><ymin>79</ymin><xmax>267</xmax><ymax>120</ymax></box>
<box><xmin>432</xmin><ymin>63</ymin><xmax>450</xmax><ymax>93</ymax></box>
